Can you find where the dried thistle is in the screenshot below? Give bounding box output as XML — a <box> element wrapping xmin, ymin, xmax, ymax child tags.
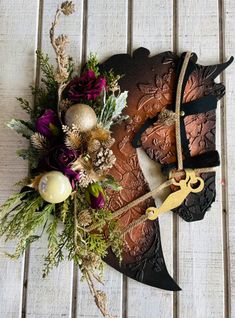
<box><xmin>65</xmin><ymin>130</ymin><xmax>82</xmax><ymax>150</ymax></box>
<box><xmin>78</xmin><ymin>210</ymin><xmax>92</xmax><ymax>227</ymax></box>
<box><xmin>30</xmin><ymin>132</ymin><xmax>50</xmax><ymax>152</ymax></box>
<box><xmin>90</xmin><ymin>125</ymin><xmax>111</xmax><ymax>142</ymax></box>
<box><xmin>61</xmin><ymin>1</ymin><xmax>75</xmax><ymax>15</ymax></box>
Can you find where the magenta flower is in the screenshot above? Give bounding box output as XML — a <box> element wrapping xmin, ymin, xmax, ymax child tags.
<box><xmin>35</xmin><ymin>109</ymin><xmax>60</xmax><ymax>138</ymax></box>
<box><xmin>85</xmin><ymin>183</ymin><xmax>105</xmax><ymax>209</ymax></box>
<box><xmin>67</xmin><ymin>70</ymin><xmax>106</xmax><ymax>102</ymax></box>
<box><xmin>45</xmin><ymin>145</ymin><xmax>80</xmax><ymax>188</ymax></box>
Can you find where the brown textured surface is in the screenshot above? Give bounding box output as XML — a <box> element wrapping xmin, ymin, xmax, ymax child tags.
<box><xmin>100</xmin><ymin>48</ymin><xmax>231</xmax><ymax>289</ymax></box>
<box><xmin>106</xmin><ymin>50</ymin><xmax>176</xmax><ymax>263</ymax></box>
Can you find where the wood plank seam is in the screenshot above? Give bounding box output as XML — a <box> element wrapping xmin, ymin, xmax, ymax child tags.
<box><xmin>70</xmin><ymin>1</ymin><xmax>87</xmax><ymax>317</ymax></box>
<box><xmin>20</xmin><ymin>0</ymin><xmax>44</xmax><ymax>317</ymax></box>
<box><xmin>173</xmin><ymin>1</ymin><xmax>179</xmax><ymax>317</ymax></box>
<box><xmin>218</xmin><ymin>0</ymin><xmax>231</xmax><ymax>317</ymax></box>
<box><xmin>122</xmin><ymin>1</ymin><xmax>133</xmax><ymax>317</ymax></box>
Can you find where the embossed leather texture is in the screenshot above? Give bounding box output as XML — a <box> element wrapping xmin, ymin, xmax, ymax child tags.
<box><xmin>100</xmin><ymin>48</ymin><xmax>233</xmax><ymax>290</ymax></box>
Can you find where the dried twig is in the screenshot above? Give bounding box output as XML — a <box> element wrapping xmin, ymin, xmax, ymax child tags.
<box><xmin>49</xmin><ymin>1</ymin><xmax>75</xmax><ymax>119</ymax></box>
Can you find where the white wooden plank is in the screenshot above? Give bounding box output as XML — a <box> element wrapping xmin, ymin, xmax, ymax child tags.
<box><xmin>177</xmin><ymin>1</ymin><xmax>224</xmax><ymax>317</ymax></box>
<box><xmin>76</xmin><ymin>1</ymin><xmax>128</xmax><ymax>317</ymax></box>
<box><xmin>0</xmin><ymin>1</ymin><xmax>40</xmax><ymax>317</ymax></box>
<box><xmin>126</xmin><ymin>1</ymin><xmax>174</xmax><ymax>317</ymax></box>
<box><xmin>224</xmin><ymin>0</ymin><xmax>235</xmax><ymax>317</ymax></box>
<box><xmin>24</xmin><ymin>1</ymin><xmax>83</xmax><ymax>317</ymax></box>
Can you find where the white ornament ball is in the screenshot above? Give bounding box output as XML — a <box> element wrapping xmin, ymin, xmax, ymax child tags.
<box><xmin>65</xmin><ymin>103</ymin><xmax>97</xmax><ymax>132</ymax></box>
<box><xmin>38</xmin><ymin>171</ymin><xmax>72</xmax><ymax>204</ymax></box>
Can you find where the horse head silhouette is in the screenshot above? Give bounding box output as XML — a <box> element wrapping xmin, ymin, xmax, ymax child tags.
<box><xmin>100</xmin><ymin>48</ymin><xmax>233</xmax><ymax>290</ymax></box>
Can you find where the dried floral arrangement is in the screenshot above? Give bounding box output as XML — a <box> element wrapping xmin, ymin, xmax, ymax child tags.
<box><xmin>0</xmin><ymin>2</ymin><xmax>127</xmax><ymax>317</ymax></box>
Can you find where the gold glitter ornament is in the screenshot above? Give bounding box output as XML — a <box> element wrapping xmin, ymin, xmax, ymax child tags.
<box><xmin>65</xmin><ymin>103</ymin><xmax>97</xmax><ymax>132</ymax></box>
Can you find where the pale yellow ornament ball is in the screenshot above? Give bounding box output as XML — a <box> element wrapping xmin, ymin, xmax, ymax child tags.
<box><xmin>38</xmin><ymin>171</ymin><xmax>72</xmax><ymax>204</ymax></box>
<box><xmin>65</xmin><ymin>103</ymin><xmax>97</xmax><ymax>132</ymax></box>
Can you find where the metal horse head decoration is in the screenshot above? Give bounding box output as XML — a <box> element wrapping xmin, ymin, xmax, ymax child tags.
<box><xmin>100</xmin><ymin>48</ymin><xmax>233</xmax><ymax>290</ymax></box>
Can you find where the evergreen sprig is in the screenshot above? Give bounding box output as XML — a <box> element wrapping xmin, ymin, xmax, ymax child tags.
<box><xmin>98</xmin><ymin>91</ymin><xmax>129</xmax><ymax>129</ymax></box>
<box><xmin>86</xmin><ymin>53</ymin><xmax>100</xmax><ymax>76</ymax></box>
<box><xmin>7</xmin><ymin>119</ymin><xmax>34</xmax><ymax>139</ymax></box>
<box><xmin>16</xmin><ymin>97</ymin><xmax>34</xmax><ymax>117</ymax></box>
<box><xmin>17</xmin><ymin>146</ymin><xmax>40</xmax><ymax>169</ymax></box>
<box><xmin>0</xmin><ymin>191</ymin><xmax>55</xmax><ymax>259</ymax></box>
<box><xmin>36</xmin><ymin>50</ymin><xmax>57</xmax><ymax>91</ymax></box>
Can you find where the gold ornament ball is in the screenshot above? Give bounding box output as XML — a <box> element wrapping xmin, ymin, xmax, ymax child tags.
<box><xmin>38</xmin><ymin>171</ymin><xmax>72</xmax><ymax>203</ymax></box>
<box><xmin>65</xmin><ymin>103</ymin><xmax>97</xmax><ymax>132</ymax></box>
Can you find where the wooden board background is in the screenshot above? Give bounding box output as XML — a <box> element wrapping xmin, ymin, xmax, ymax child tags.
<box><xmin>0</xmin><ymin>0</ymin><xmax>234</xmax><ymax>317</ymax></box>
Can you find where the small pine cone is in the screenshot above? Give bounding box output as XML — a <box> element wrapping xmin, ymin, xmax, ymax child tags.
<box><xmin>93</xmin><ymin>146</ymin><xmax>116</xmax><ymax>173</ymax></box>
<box><xmin>103</xmin><ymin>137</ymin><xmax>115</xmax><ymax>149</ymax></box>
<box><xmin>79</xmin><ymin>170</ymin><xmax>94</xmax><ymax>188</ymax></box>
<box><xmin>78</xmin><ymin>209</ymin><xmax>92</xmax><ymax>227</ymax></box>
<box><xmin>87</xmin><ymin>139</ymin><xmax>101</xmax><ymax>154</ymax></box>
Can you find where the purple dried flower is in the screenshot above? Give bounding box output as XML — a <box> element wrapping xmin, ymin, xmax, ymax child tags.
<box><xmin>67</xmin><ymin>70</ymin><xmax>106</xmax><ymax>102</ymax></box>
<box><xmin>85</xmin><ymin>183</ymin><xmax>105</xmax><ymax>209</ymax></box>
<box><xmin>45</xmin><ymin>145</ymin><xmax>80</xmax><ymax>188</ymax></box>
<box><xmin>35</xmin><ymin>109</ymin><xmax>60</xmax><ymax>138</ymax></box>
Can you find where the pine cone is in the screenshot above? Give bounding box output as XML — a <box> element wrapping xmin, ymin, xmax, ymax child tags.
<box><xmin>79</xmin><ymin>169</ymin><xmax>95</xmax><ymax>188</ymax></box>
<box><xmin>92</xmin><ymin>146</ymin><xmax>116</xmax><ymax>174</ymax></box>
<box><xmin>87</xmin><ymin>139</ymin><xmax>101</xmax><ymax>154</ymax></box>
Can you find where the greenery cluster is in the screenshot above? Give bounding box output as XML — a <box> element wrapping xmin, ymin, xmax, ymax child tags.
<box><xmin>0</xmin><ymin>188</ymin><xmax>122</xmax><ymax>279</ymax></box>
<box><xmin>1</xmin><ymin>51</ymin><xmax>124</xmax><ymax>281</ymax></box>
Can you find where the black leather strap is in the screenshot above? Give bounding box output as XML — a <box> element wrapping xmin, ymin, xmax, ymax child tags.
<box><xmin>161</xmin><ymin>150</ymin><xmax>220</xmax><ymax>176</ymax></box>
<box><xmin>132</xmin><ymin>94</ymin><xmax>218</xmax><ymax>149</ymax></box>
<box><xmin>132</xmin><ymin>115</ymin><xmax>159</xmax><ymax>148</ymax></box>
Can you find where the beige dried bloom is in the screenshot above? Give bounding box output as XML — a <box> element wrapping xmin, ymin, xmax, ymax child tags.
<box><xmin>61</xmin><ymin>1</ymin><xmax>75</xmax><ymax>15</ymax></box>
<box><xmin>55</xmin><ymin>68</ymin><xmax>69</xmax><ymax>83</ymax></box>
<box><xmin>78</xmin><ymin>210</ymin><xmax>92</xmax><ymax>227</ymax></box>
<box><xmin>82</xmin><ymin>253</ymin><xmax>101</xmax><ymax>270</ymax></box>
<box><xmin>55</xmin><ymin>34</ymin><xmax>69</xmax><ymax>49</ymax></box>
<box><xmin>31</xmin><ymin>132</ymin><xmax>49</xmax><ymax>152</ymax></box>
<box><xmin>62</xmin><ymin>124</ymin><xmax>70</xmax><ymax>133</ymax></box>
<box><xmin>65</xmin><ymin>130</ymin><xmax>82</xmax><ymax>150</ymax></box>
<box><xmin>95</xmin><ymin>291</ymin><xmax>108</xmax><ymax>317</ymax></box>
